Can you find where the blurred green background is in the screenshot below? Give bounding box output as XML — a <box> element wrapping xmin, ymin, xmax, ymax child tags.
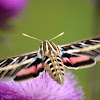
<box><xmin>0</xmin><ymin>0</ymin><xmax>100</xmax><ymax>100</ymax></box>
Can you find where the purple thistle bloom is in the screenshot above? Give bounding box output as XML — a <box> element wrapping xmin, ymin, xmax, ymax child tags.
<box><xmin>0</xmin><ymin>71</ymin><xmax>85</xmax><ymax>100</ymax></box>
<box><xmin>0</xmin><ymin>0</ymin><xmax>28</xmax><ymax>29</ymax></box>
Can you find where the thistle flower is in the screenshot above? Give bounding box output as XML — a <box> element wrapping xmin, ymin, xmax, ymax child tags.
<box><xmin>0</xmin><ymin>0</ymin><xmax>28</xmax><ymax>29</ymax></box>
<box><xmin>0</xmin><ymin>71</ymin><xmax>85</xmax><ymax>100</ymax></box>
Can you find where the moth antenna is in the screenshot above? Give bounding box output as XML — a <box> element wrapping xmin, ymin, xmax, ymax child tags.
<box><xmin>22</xmin><ymin>33</ymin><xmax>42</xmax><ymax>42</ymax></box>
<box><xmin>49</xmin><ymin>32</ymin><xmax>64</xmax><ymax>41</ymax></box>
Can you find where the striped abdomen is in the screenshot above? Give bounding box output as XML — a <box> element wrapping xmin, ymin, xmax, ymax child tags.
<box><xmin>44</xmin><ymin>53</ymin><xmax>65</xmax><ymax>84</ymax></box>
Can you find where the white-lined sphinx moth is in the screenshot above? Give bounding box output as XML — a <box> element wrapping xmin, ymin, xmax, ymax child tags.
<box><xmin>0</xmin><ymin>33</ymin><xmax>100</xmax><ymax>85</ymax></box>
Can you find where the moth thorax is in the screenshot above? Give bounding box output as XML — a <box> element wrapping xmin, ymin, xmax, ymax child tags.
<box><xmin>43</xmin><ymin>54</ymin><xmax>65</xmax><ymax>85</ymax></box>
<box><xmin>38</xmin><ymin>40</ymin><xmax>60</xmax><ymax>58</ymax></box>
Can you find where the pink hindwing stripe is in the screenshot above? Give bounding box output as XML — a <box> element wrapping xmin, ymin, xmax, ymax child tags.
<box><xmin>17</xmin><ymin>66</ymin><xmax>37</xmax><ymax>76</ymax></box>
<box><xmin>62</xmin><ymin>55</ymin><xmax>95</xmax><ymax>69</ymax></box>
<box><xmin>17</xmin><ymin>63</ymin><xmax>43</xmax><ymax>76</ymax></box>
<box><xmin>69</xmin><ymin>56</ymin><xmax>90</xmax><ymax>64</ymax></box>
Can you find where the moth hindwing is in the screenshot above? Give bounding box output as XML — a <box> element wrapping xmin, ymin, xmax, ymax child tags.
<box><xmin>0</xmin><ymin>35</ymin><xmax>100</xmax><ymax>85</ymax></box>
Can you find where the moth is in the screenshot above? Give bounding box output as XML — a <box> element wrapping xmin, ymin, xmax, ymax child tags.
<box><xmin>0</xmin><ymin>32</ymin><xmax>100</xmax><ymax>85</ymax></box>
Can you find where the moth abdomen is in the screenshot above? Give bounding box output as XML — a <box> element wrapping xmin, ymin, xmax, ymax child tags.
<box><xmin>44</xmin><ymin>55</ymin><xmax>65</xmax><ymax>84</ymax></box>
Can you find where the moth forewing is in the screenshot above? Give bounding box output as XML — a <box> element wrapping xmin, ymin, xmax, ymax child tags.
<box><xmin>67</xmin><ymin>44</ymin><xmax>100</xmax><ymax>54</ymax></box>
<box><xmin>0</xmin><ymin>58</ymin><xmax>34</xmax><ymax>71</ymax></box>
<box><xmin>60</xmin><ymin>35</ymin><xmax>100</xmax><ymax>47</ymax></box>
<box><xmin>0</xmin><ymin>59</ymin><xmax>34</xmax><ymax>81</ymax></box>
<box><xmin>0</xmin><ymin>51</ymin><xmax>37</xmax><ymax>61</ymax></box>
<box><xmin>61</xmin><ymin>36</ymin><xmax>100</xmax><ymax>62</ymax></box>
<box><xmin>0</xmin><ymin>51</ymin><xmax>44</xmax><ymax>81</ymax></box>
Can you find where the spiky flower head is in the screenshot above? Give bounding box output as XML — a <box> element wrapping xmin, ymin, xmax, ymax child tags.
<box><xmin>0</xmin><ymin>71</ymin><xmax>85</xmax><ymax>100</ymax></box>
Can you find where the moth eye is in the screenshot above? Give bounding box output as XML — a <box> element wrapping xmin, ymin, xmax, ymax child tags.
<box><xmin>50</xmin><ymin>65</ymin><xmax>53</xmax><ymax>68</ymax></box>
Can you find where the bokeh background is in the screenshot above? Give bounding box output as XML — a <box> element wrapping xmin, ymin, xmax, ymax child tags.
<box><xmin>0</xmin><ymin>0</ymin><xmax>100</xmax><ymax>100</ymax></box>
